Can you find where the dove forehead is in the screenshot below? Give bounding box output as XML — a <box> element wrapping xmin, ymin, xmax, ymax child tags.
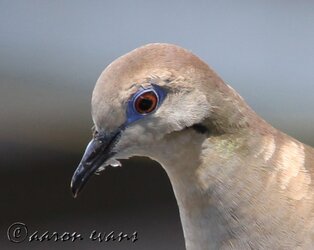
<box><xmin>91</xmin><ymin>43</ymin><xmax>214</xmax><ymax>131</ymax></box>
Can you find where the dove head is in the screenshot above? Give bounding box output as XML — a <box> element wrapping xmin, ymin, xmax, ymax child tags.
<box><xmin>71</xmin><ymin>43</ymin><xmax>255</xmax><ymax>197</ymax></box>
<box><xmin>92</xmin><ymin>43</ymin><xmax>214</xmax><ymax>132</ymax></box>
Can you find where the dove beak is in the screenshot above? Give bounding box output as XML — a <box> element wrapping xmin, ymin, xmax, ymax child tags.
<box><xmin>70</xmin><ymin>128</ymin><xmax>122</xmax><ymax>198</ymax></box>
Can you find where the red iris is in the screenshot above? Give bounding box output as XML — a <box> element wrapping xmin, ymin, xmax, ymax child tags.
<box><xmin>134</xmin><ymin>91</ymin><xmax>158</xmax><ymax>114</ymax></box>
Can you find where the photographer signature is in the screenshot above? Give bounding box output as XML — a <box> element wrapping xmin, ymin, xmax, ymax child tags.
<box><xmin>7</xmin><ymin>222</ymin><xmax>138</xmax><ymax>243</ymax></box>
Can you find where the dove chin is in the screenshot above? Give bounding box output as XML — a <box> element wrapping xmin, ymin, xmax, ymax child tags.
<box><xmin>70</xmin><ymin>128</ymin><xmax>123</xmax><ymax>198</ymax></box>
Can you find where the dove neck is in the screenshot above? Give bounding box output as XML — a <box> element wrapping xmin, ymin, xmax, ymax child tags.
<box><xmin>159</xmin><ymin>156</ymin><xmax>227</xmax><ymax>248</ymax></box>
<box><xmin>152</xmin><ymin>128</ymin><xmax>262</xmax><ymax>249</ymax></box>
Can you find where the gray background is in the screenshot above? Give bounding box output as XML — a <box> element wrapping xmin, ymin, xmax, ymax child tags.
<box><xmin>0</xmin><ymin>1</ymin><xmax>313</xmax><ymax>249</ymax></box>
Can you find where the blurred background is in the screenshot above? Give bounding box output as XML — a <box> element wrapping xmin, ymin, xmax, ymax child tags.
<box><xmin>1</xmin><ymin>1</ymin><xmax>313</xmax><ymax>249</ymax></box>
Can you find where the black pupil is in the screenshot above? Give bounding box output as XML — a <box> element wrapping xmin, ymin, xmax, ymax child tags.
<box><xmin>139</xmin><ymin>98</ymin><xmax>153</xmax><ymax>111</ymax></box>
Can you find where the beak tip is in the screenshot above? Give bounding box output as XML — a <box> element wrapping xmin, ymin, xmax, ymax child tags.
<box><xmin>71</xmin><ymin>187</ymin><xmax>76</xmax><ymax>198</ymax></box>
<box><xmin>70</xmin><ymin>179</ymin><xmax>80</xmax><ymax>198</ymax></box>
<box><xmin>71</xmin><ymin>186</ymin><xmax>79</xmax><ymax>198</ymax></box>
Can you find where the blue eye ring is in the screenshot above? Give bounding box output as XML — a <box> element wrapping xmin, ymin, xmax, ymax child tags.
<box><xmin>126</xmin><ymin>84</ymin><xmax>166</xmax><ymax>124</ymax></box>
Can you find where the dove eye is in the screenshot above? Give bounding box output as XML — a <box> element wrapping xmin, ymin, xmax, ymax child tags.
<box><xmin>126</xmin><ymin>85</ymin><xmax>166</xmax><ymax>124</ymax></box>
<box><xmin>134</xmin><ymin>90</ymin><xmax>158</xmax><ymax>114</ymax></box>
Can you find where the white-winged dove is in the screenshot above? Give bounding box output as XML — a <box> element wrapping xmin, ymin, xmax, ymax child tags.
<box><xmin>71</xmin><ymin>43</ymin><xmax>314</xmax><ymax>250</ymax></box>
